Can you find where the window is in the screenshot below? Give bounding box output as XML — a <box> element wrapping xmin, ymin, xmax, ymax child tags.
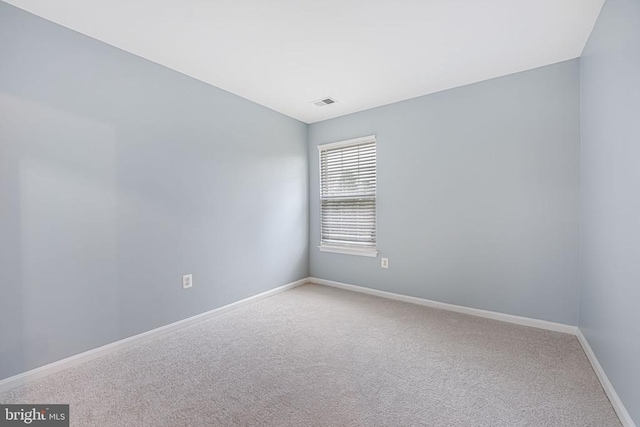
<box><xmin>318</xmin><ymin>135</ymin><xmax>377</xmax><ymax>257</ymax></box>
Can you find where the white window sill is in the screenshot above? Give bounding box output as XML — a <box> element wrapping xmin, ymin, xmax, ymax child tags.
<box><xmin>318</xmin><ymin>245</ymin><xmax>378</xmax><ymax>257</ymax></box>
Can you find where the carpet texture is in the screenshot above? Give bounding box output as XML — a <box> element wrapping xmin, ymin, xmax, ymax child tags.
<box><xmin>0</xmin><ymin>284</ymin><xmax>621</xmax><ymax>426</ymax></box>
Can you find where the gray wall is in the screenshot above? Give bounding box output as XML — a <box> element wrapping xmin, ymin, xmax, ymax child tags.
<box><xmin>0</xmin><ymin>3</ymin><xmax>308</xmax><ymax>380</ymax></box>
<box><xmin>309</xmin><ymin>60</ymin><xmax>581</xmax><ymax>325</ymax></box>
<box><xmin>580</xmin><ymin>0</ymin><xmax>640</xmax><ymax>422</ymax></box>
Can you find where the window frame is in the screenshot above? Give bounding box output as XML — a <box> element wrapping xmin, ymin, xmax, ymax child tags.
<box><xmin>317</xmin><ymin>135</ymin><xmax>378</xmax><ymax>257</ymax></box>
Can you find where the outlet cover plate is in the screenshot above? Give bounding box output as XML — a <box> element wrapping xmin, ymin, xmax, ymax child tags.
<box><xmin>182</xmin><ymin>274</ymin><xmax>193</xmax><ymax>289</ymax></box>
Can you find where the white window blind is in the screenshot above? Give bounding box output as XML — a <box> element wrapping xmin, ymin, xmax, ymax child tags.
<box><xmin>319</xmin><ymin>135</ymin><xmax>377</xmax><ymax>256</ymax></box>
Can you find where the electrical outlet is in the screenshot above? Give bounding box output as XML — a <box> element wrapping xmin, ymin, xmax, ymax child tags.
<box><xmin>182</xmin><ymin>274</ymin><xmax>193</xmax><ymax>289</ymax></box>
<box><xmin>381</xmin><ymin>258</ymin><xmax>389</xmax><ymax>269</ymax></box>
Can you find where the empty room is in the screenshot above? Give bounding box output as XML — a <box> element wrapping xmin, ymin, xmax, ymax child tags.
<box><xmin>0</xmin><ymin>0</ymin><xmax>638</xmax><ymax>426</ymax></box>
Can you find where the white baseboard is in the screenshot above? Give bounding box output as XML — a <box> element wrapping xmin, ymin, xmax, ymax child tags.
<box><xmin>310</xmin><ymin>277</ymin><xmax>577</xmax><ymax>334</ymax></box>
<box><xmin>0</xmin><ymin>277</ymin><xmax>309</xmax><ymax>393</ymax></box>
<box><xmin>576</xmin><ymin>330</ymin><xmax>636</xmax><ymax>427</ymax></box>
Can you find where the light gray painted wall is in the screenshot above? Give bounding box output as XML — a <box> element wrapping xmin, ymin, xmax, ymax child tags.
<box><xmin>580</xmin><ymin>0</ymin><xmax>640</xmax><ymax>422</ymax></box>
<box><xmin>0</xmin><ymin>3</ymin><xmax>308</xmax><ymax>380</ymax></box>
<box><xmin>309</xmin><ymin>60</ymin><xmax>581</xmax><ymax>325</ymax></box>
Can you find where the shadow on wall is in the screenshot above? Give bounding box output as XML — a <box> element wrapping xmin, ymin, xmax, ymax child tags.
<box><xmin>0</xmin><ymin>93</ymin><xmax>120</xmax><ymax>380</ymax></box>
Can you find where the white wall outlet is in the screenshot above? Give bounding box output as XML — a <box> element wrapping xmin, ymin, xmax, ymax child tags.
<box><xmin>381</xmin><ymin>258</ymin><xmax>389</xmax><ymax>269</ymax></box>
<box><xmin>182</xmin><ymin>274</ymin><xmax>193</xmax><ymax>289</ymax></box>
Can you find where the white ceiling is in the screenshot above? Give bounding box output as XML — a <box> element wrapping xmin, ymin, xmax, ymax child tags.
<box><xmin>5</xmin><ymin>0</ymin><xmax>604</xmax><ymax>124</ymax></box>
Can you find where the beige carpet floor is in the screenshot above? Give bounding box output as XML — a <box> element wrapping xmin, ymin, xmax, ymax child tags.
<box><xmin>0</xmin><ymin>284</ymin><xmax>621</xmax><ymax>426</ymax></box>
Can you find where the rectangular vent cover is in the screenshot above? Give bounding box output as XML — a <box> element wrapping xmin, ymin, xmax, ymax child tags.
<box><xmin>313</xmin><ymin>97</ymin><xmax>337</xmax><ymax>107</ymax></box>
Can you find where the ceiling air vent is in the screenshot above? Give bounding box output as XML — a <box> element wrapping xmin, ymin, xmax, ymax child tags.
<box><xmin>312</xmin><ymin>97</ymin><xmax>337</xmax><ymax>107</ymax></box>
